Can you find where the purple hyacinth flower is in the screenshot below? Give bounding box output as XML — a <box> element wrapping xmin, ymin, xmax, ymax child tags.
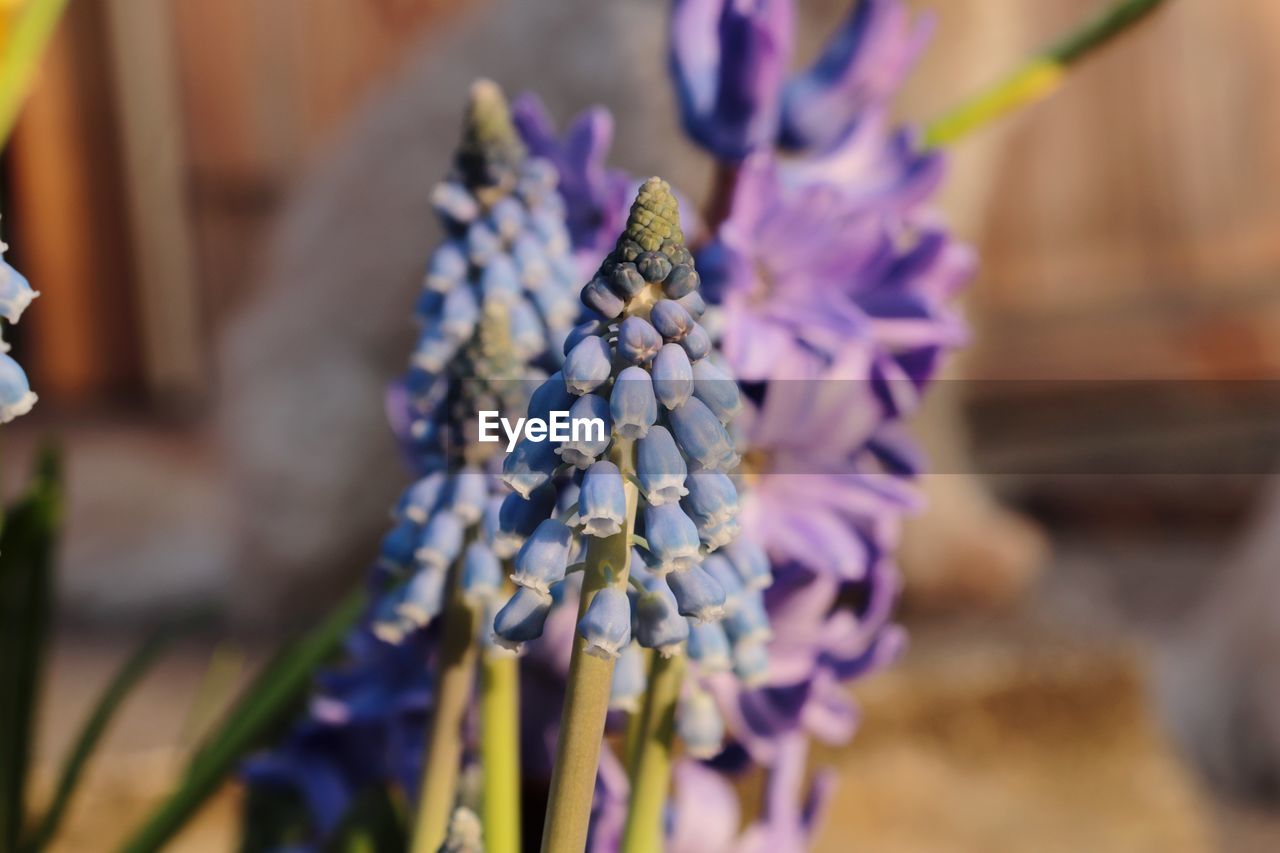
<box><xmin>578</xmin><ymin>586</ymin><xmax>631</xmax><ymax>660</ymax></box>
<box><xmin>578</xmin><ymin>460</ymin><xmax>627</xmax><ymax>538</ymax></box>
<box><xmin>669</xmin><ymin>0</ymin><xmax>793</xmax><ymax>160</ymax></box>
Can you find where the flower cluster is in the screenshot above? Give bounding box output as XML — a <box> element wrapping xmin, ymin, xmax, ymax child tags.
<box><xmin>0</xmin><ymin>235</ymin><xmax>38</xmax><ymax>423</ymax></box>
<box><xmin>490</xmin><ymin>179</ymin><xmax>766</xmax><ymax>687</ymax></box>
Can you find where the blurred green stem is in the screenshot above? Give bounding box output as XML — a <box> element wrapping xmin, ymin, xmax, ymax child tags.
<box><xmin>620</xmin><ymin>652</ymin><xmax>684</xmax><ymax>853</ymax></box>
<box><xmin>409</xmin><ymin>557</ymin><xmax>479</xmax><ymax>853</ymax></box>
<box><xmin>923</xmin><ymin>0</ymin><xmax>1171</xmax><ymax>147</ymax></box>
<box><xmin>479</xmin><ymin>645</ymin><xmax>520</xmax><ymax>853</ymax></box>
<box><xmin>541</xmin><ymin>439</ymin><xmax>637</xmax><ymax>853</ymax></box>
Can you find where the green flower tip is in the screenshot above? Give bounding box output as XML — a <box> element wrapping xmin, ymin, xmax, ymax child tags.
<box><xmin>623</xmin><ymin>177</ymin><xmax>684</xmax><ymax>254</ymax></box>
<box><xmin>456</xmin><ymin>78</ymin><xmax>526</xmax><ymax>191</ymax></box>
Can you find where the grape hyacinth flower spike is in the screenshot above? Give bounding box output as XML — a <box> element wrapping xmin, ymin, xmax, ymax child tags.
<box><xmin>0</xmin><ymin>234</ymin><xmax>38</xmax><ymax>423</ymax></box>
<box><xmin>490</xmin><ymin>178</ymin><xmax>753</xmax><ymax>851</ymax></box>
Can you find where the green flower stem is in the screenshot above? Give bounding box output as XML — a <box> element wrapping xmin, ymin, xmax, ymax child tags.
<box><xmin>922</xmin><ymin>0</ymin><xmax>1170</xmax><ymax>148</ymax></box>
<box><xmin>410</xmin><ymin>557</ymin><xmax>480</xmax><ymax>853</ymax></box>
<box><xmin>479</xmin><ymin>587</ymin><xmax>521</xmax><ymax>853</ymax></box>
<box><xmin>541</xmin><ymin>439</ymin><xmax>638</xmax><ymax>853</ymax></box>
<box><xmin>0</xmin><ymin>0</ymin><xmax>72</xmax><ymax>149</ymax></box>
<box><xmin>620</xmin><ymin>652</ymin><xmax>685</xmax><ymax>853</ymax></box>
<box><xmin>622</xmin><ymin>649</ymin><xmax>654</xmax><ymax>776</ymax></box>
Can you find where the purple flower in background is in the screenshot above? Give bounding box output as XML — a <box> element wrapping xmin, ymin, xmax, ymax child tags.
<box><xmin>513</xmin><ymin>94</ymin><xmax>633</xmax><ymax>266</ymax></box>
<box><xmin>670</xmin><ymin>0</ymin><xmax>932</xmax><ymax>159</ymax></box>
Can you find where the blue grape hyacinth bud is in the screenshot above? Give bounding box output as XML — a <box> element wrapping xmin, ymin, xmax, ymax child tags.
<box><xmin>668</xmin><ymin>396</ymin><xmax>739</xmax><ymax>471</ymax></box>
<box><xmin>578</xmin><ymin>586</ymin><xmax>632</xmax><ymax>660</ymax></box>
<box><xmin>492</xmin><ymin>484</ymin><xmax>557</xmax><ymax>558</ymax></box>
<box><xmin>665</xmin><ymin>563</ymin><xmax>726</xmax><ymax>623</ymax></box>
<box><xmin>609</xmin><ymin>643</ymin><xmax>647</xmax><ymax>712</ymax></box>
<box><xmin>682</xmin><ymin>470</ymin><xmax>739</xmax><ymax>527</ymax></box>
<box><xmin>643</xmin><ymin>503</ymin><xmax>701</xmax><ymax>575</ymax></box>
<box><xmin>610</xmin><ymin>366</ymin><xmax>658</xmax><ymax>440</ymax></box>
<box><xmin>415</xmin><ymin>510</ymin><xmax>466</xmax><ymax>571</ymax></box>
<box><xmin>687</xmin><ymin>620</ymin><xmax>733</xmax><ymax>672</ymax></box>
<box><xmin>651</xmin><ymin>343</ymin><xmax>693</xmax><ymax>409</ymax></box>
<box><xmin>578</xmin><ymin>460</ymin><xmax>627</xmax><ymax>538</ymax></box>
<box><xmin>724</xmin><ymin>588</ymin><xmax>772</xmax><ymax>646</ymax></box>
<box><xmin>397</xmin><ymin>473</ymin><xmax>447</xmax><ymax>524</ymax></box>
<box><xmin>633</xmin><ymin>571</ymin><xmax>689</xmax><ymax>656</ymax></box>
<box><xmin>617</xmin><ymin>315</ymin><xmax>663</xmax><ymax>365</ymax></box>
<box><xmin>636</xmin><ymin>426</ymin><xmax>689</xmax><ymax>506</ymax></box>
<box><xmin>492</xmin><ymin>586</ymin><xmax>554</xmax><ymax>651</ymax></box>
<box><xmin>460</xmin><ymin>541</ymin><xmax>503</xmax><ymax>606</ymax></box>
<box><xmin>563</xmin><ymin>335</ymin><xmax>613</xmax><ymax>395</ymax></box>
<box><xmin>0</xmin><ymin>259</ymin><xmax>38</xmax><ymax>324</ymax></box>
<box><xmin>447</xmin><ymin>468</ymin><xmax>489</xmax><ymax>523</ymax></box>
<box><xmin>732</xmin><ymin>638</ymin><xmax>769</xmax><ymax>686</ymax></box>
<box><xmin>723</xmin><ymin>538</ymin><xmax>772</xmax><ymax>590</ymax></box>
<box><xmin>650</xmin><ymin>299</ymin><xmax>694</xmax><ymax>343</ymax></box>
<box><xmin>692</xmin><ymin>358</ymin><xmax>743</xmax><ymax>424</ymax></box>
<box><xmin>556</xmin><ymin>393</ymin><xmax>611</xmax><ymax>468</ymax></box>
<box><xmin>511</xmin><ymin>518</ymin><xmax>572</xmax><ymax>595</ymax></box>
<box><xmin>378</xmin><ymin>519</ymin><xmax>420</xmax><ymax>573</ymax></box>
<box><xmin>677</xmin><ymin>687</ymin><xmax>725</xmax><ymax>759</ymax></box>
<box><xmin>502</xmin><ymin>437</ymin><xmax>562</xmax><ymax>499</ymax></box>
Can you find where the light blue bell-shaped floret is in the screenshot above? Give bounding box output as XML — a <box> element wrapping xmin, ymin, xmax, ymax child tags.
<box><xmin>481</xmin><ymin>495</ymin><xmax>504</xmax><ymax>545</ymax></box>
<box><xmin>377</xmin><ymin>519</ymin><xmax>420</xmax><ymax>572</ymax></box>
<box><xmin>396</xmin><ymin>566</ymin><xmax>448</xmax><ymax>627</ymax></box>
<box><xmin>510</xmin><ymin>518</ymin><xmax>572</xmax><ymax>595</ymax></box>
<box><xmin>397</xmin><ymin>472</ymin><xmax>448</xmax><ymax>523</ymax></box>
<box><xmin>549</xmin><ymin>252</ymin><xmax>579</xmax><ymax>289</ymax></box>
<box><xmin>724</xmin><ymin>589</ymin><xmax>772</xmax><ymax>646</ymax></box>
<box><xmin>492</xmin><ymin>586</ymin><xmax>554</xmax><ymax>651</ymax></box>
<box><xmin>488</xmin><ymin>196</ymin><xmax>525</xmax><ymax>241</ymax></box>
<box><xmin>425</xmin><ymin>241</ymin><xmax>469</xmax><ymax>292</ymax></box>
<box><xmin>681</xmin><ymin>470</ymin><xmax>739</xmax><ymax>527</ymax></box>
<box><xmin>0</xmin><ymin>261</ymin><xmax>38</xmax><ymax>324</ymax></box>
<box><xmin>492</xmin><ymin>484</ymin><xmax>557</xmax><ymax>557</ymax></box>
<box><xmin>480</xmin><ymin>255</ymin><xmax>522</xmax><ymax>304</ymax></box>
<box><xmin>636</xmin><ymin>251</ymin><xmax>673</xmax><ymax>284</ymax></box>
<box><xmin>643</xmin><ymin>503</ymin><xmax>701</xmax><ymax>575</ymax></box>
<box><xmin>530</xmin><ymin>208</ymin><xmax>570</xmax><ymax>256</ymax></box>
<box><xmin>677</xmin><ymin>687</ymin><xmax>725</xmax><ymax>759</ymax></box>
<box><xmin>512</xmin><ymin>233</ymin><xmax>550</xmax><ymax>289</ymax></box>
<box><xmin>723</xmin><ymin>538</ymin><xmax>772</xmax><ymax>590</ymax></box>
<box><xmin>578</xmin><ymin>460</ymin><xmax>627</xmax><ymax>538</ymax></box>
<box><xmin>732</xmin><ymin>638</ymin><xmax>769</xmax><ymax>686</ymax></box>
<box><xmin>687</xmin><ymin>620</ymin><xmax>732</xmax><ymax>672</ymax></box>
<box><xmin>527</xmin><ymin>370</ymin><xmax>576</xmax><ymax>424</ymax></box>
<box><xmin>519</xmin><ymin>157</ymin><xmax>558</xmax><ymax>196</ymax></box>
<box><xmin>665</xmin><ymin>562</ymin><xmax>726</xmax><ymax>624</ymax></box>
<box><xmin>675</xmin><ymin>291</ymin><xmax>706</xmax><ymax>321</ymax></box>
<box><xmin>563</xmin><ymin>320</ymin><xmax>605</xmax><ymax>358</ymax></box>
<box><xmin>636</xmin><ymin>426</ymin><xmax>688</xmax><ymax>506</ymax></box>
<box><xmin>556</xmin><ymin>393</ymin><xmax>612</xmax><ymax>469</ymax></box>
<box><xmin>662</xmin><ymin>264</ymin><xmax>700</xmax><ymax>299</ymax></box>
<box><xmin>610</xmin><ymin>263</ymin><xmax>647</xmax><ymax>299</ymax></box>
<box><xmin>610</xmin><ymin>366</ymin><xmax>658</xmax><ymax>441</ymax></box>
<box><xmin>581</xmin><ymin>275</ymin><xmax>625</xmax><ymax>319</ymax></box>
<box><xmin>609</xmin><ymin>643</ymin><xmax>647</xmax><ymax>712</ymax></box>
<box><xmin>414</xmin><ymin>290</ymin><xmax>443</xmax><ymax>322</ymax></box>
<box><xmin>508</xmin><ymin>296</ymin><xmax>546</xmax><ymax>360</ymax></box>
<box><xmin>651</xmin><ymin>343</ymin><xmax>693</xmax><ymax>410</ymax></box>
<box><xmin>555</xmin><ymin>480</ymin><xmax>580</xmax><ymax>518</ymax></box>
<box><xmin>650</xmin><ymin>299</ymin><xmax>694</xmax><ymax>343</ymax></box>
<box><xmin>578</xmin><ymin>586</ymin><xmax>631</xmax><ymax>660</ymax></box>
<box><xmin>460</xmin><ymin>541</ymin><xmax>504</xmax><ymax>607</ymax></box>
<box><xmin>447</xmin><ymin>467</ymin><xmax>489</xmax><ymax>523</ymax></box>
<box><xmin>616</xmin><ymin>316</ymin><xmax>662</xmax><ymax>365</ymax></box>
<box><xmin>430</xmin><ymin>181</ymin><xmax>479</xmax><ymax>225</ymax></box>
<box><xmin>502</xmin><ymin>437</ymin><xmax>562</xmax><ymax>499</ymax></box>
<box><xmin>633</xmin><ymin>571</ymin><xmax>689</xmax><ymax>655</ymax></box>
<box><xmin>701</xmin><ymin>554</ymin><xmax>745</xmax><ymax>606</ymax></box>
<box><xmin>412</xmin><ymin>323</ymin><xmax>458</xmax><ymax>373</ymax></box>
<box><xmin>370</xmin><ymin>588</ymin><xmax>414</xmax><ymax>645</ymax></box>
<box><xmin>415</xmin><ymin>510</ymin><xmax>466</xmax><ymax>571</ymax></box>
<box><xmin>531</xmin><ymin>285</ymin><xmax>580</xmax><ymax>333</ymax></box>
<box><xmin>562</xmin><ymin>335</ymin><xmax>612</xmax><ymax>395</ymax></box>
<box><xmin>691</xmin><ymin>358</ymin><xmax>742</xmax><ymax>424</ymax></box>
<box><xmin>668</xmin><ymin>397</ymin><xmax>739</xmax><ymax>471</ymax></box>
<box><xmin>696</xmin><ymin>515</ymin><xmax>740</xmax><ymax>552</ymax></box>
<box><xmin>466</xmin><ymin>220</ymin><xmax>501</xmax><ymax>267</ymax></box>
<box><xmin>680</xmin><ymin>323</ymin><xmax>712</xmax><ymax>362</ymax></box>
